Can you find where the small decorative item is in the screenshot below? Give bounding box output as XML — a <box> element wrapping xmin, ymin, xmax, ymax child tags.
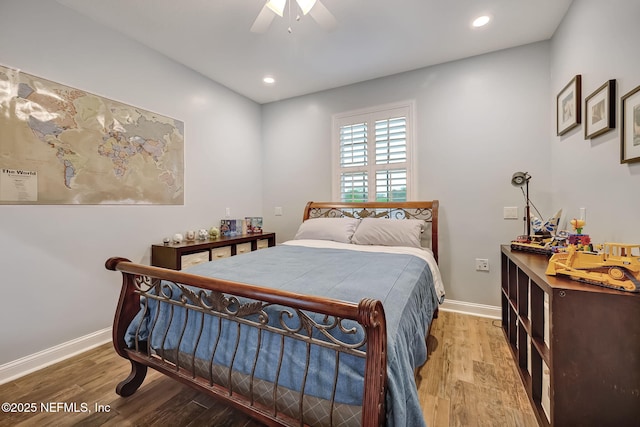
<box><xmin>163</xmin><ymin>237</ymin><xmax>171</xmax><ymax>245</ymax></box>
<box><xmin>209</xmin><ymin>226</ymin><xmax>220</xmax><ymax>239</ymax></box>
<box><xmin>245</xmin><ymin>216</ymin><xmax>263</xmax><ymax>233</ymax></box>
<box><xmin>580</xmin><ymin>234</ymin><xmax>593</xmax><ymax>252</ymax></box>
<box><xmin>531</xmin><ymin>209</ymin><xmax>562</xmax><ymax>235</ymax></box>
<box><xmin>566</xmin><ymin>218</ymin><xmax>593</xmax><ymax>252</ymax></box>
<box><xmin>220</xmin><ymin>219</ymin><xmax>243</xmax><ymax>236</ymax></box>
<box><xmin>172</xmin><ymin>233</ymin><xmax>184</xmax><ymax>244</ymax></box>
<box><xmin>198</xmin><ymin>229</ymin><xmax>209</xmax><ymax>240</ymax></box>
<box><xmin>570</xmin><ymin>218</ymin><xmax>585</xmax><ymax>234</ymax></box>
<box><xmin>620</xmin><ymin>84</ymin><xmax>640</xmax><ymax>164</ymax></box>
<box><xmin>585</xmin><ymin>79</ymin><xmax>616</xmax><ymax>139</ymax></box>
<box><xmin>557</xmin><ymin>74</ymin><xmax>582</xmax><ymax>136</ymax></box>
<box><xmin>567</xmin><ymin>234</ymin><xmax>592</xmax><ymax>250</ymax></box>
<box><xmin>185</xmin><ymin>230</ymin><xmax>196</xmax><ymax>241</ymax></box>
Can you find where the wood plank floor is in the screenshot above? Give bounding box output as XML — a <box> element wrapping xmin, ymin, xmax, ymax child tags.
<box><xmin>0</xmin><ymin>311</ymin><xmax>537</xmax><ymax>426</ymax></box>
<box><xmin>417</xmin><ymin>311</ymin><xmax>538</xmax><ymax>427</ymax></box>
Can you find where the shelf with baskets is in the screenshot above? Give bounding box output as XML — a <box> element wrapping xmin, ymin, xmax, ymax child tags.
<box><xmin>152</xmin><ymin>232</ymin><xmax>275</xmax><ymax>270</ymax></box>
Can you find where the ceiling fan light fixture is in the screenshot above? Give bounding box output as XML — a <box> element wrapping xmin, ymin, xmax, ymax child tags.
<box><xmin>266</xmin><ymin>0</ymin><xmax>286</xmax><ymax>17</ymax></box>
<box><xmin>252</xmin><ymin>0</ymin><xmax>336</xmax><ymax>33</ymax></box>
<box><xmin>296</xmin><ymin>0</ymin><xmax>317</xmax><ymax>15</ymax></box>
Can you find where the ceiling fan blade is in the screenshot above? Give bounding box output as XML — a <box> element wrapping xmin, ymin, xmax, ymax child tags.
<box><xmin>250</xmin><ymin>4</ymin><xmax>276</xmax><ymax>33</ymax></box>
<box><xmin>308</xmin><ymin>0</ymin><xmax>337</xmax><ymax>31</ymax></box>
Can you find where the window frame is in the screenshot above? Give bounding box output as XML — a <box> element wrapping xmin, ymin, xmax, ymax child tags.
<box><xmin>331</xmin><ymin>100</ymin><xmax>416</xmax><ymax>202</ymax></box>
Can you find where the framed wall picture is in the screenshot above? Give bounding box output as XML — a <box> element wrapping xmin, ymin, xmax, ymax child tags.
<box><xmin>620</xmin><ymin>85</ymin><xmax>640</xmax><ymax>164</ymax></box>
<box><xmin>556</xmin><ymin>74</ymin><xmax>582</xmax><ymax>136</ymax></box>
<box><xmin>585</xmin><ymin>79</ymin><xmax>616</xmax><ymax>139</ymax></box>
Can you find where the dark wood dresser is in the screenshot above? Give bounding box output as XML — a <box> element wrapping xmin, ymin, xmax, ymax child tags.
<box><xmin>501</xmin><ymin>245</ymin><xmax>640</xmax><ymax>427</ymax></box>
<box><xmin>152</xmin><ymin>232</ymin><xmax>276</xmax><ymax>270</ymax></box>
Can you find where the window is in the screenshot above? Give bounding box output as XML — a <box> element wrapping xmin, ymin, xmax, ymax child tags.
<box><xmin>332</xmin><ymin>102</ymin><xmax>415</xmax><ymax>202</ymax></box>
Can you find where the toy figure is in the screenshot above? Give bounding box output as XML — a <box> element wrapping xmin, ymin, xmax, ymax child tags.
<box><xmin>531</xmin><ymin>209</ymin><xmax>562</xmax><ymax>235</ymax></box>
<box><xmin>209</xmin><ymin>226</ymin><xmax>220</xmax><ymax>239</ymax></box>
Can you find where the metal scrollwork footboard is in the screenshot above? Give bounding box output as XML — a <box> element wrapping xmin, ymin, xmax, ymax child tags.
<box><xmin>106</xmin><ymin>258</ymin><xmax>387</xmax><ymax>427</ymax></box>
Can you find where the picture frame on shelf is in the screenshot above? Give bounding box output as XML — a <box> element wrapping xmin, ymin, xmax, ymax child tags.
<box><xmin>585</xmin><ymin>79</ymin><xmax>616</xmax><ymax>139</ymax></box>
<box><xmin>557</xmin><ymin>74</ymin><xmax>582</xmax><ymax>136</ymax></box>
<box><xmin>620</xmin><ymin>84</ymin><xmax>640</xmax><ymax>164</ymax></box>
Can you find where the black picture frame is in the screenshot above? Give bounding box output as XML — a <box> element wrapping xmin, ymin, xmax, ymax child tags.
<box><xmin>620</xmin><ymin>85</ymin><xmax>640</xmax><ymax>164</ymax></box>
<box><xmin>584</xmin><ymin>79</ymin><xmax>616</xmax><ymax>139</ymax></box>
<box><xmin>556</xmin><ymin>75</ymin><xmax>582</xmax><ymax>136</ymax></box>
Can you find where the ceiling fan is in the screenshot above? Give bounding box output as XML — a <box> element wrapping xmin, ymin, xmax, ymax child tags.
<box><xmin>250</xmin><ymin>0</ymin><xmax>337</xmax><ymax>33</ymax></box>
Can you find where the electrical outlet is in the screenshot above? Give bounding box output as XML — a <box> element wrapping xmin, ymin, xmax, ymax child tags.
<box><xmin>475</xmin><ymin>258</ymin><xmax>489</xmax><ymax>271</ymax></box>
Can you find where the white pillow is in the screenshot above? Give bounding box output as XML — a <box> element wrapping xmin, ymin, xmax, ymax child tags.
<box><xmin>351</xmin><ymin>218</ymin><xmax>423</xmax><ymax>248</ymax></box>
<box><xmin>293</xmin><ymin>217</ymin><xmax>360</xmax><ymax>243</ymax></box>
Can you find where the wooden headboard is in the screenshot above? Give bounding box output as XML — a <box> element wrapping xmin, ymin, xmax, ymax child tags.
<box><xmin>302</xmin><ymin>200</ymin><xmax>439</xmax><ymax>263</ymax></box>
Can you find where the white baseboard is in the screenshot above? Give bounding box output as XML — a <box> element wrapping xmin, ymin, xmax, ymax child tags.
<box><xmin>0</xmin><ymin>328</ymin><xmax>112</xmax><ymax>385</ymax></box>
<box><xmin>0</xmin><ymin>301</ymin><xmax>499</xmax><ymax>385</ymax></box>
<box><xmin>440</xmin><ymin>299</ymin><xmax>501</xmax><ymax>319</ymax></box>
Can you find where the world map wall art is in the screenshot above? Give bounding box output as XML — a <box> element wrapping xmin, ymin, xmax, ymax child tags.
<box><xmin>0</xmin><ymin>64</ymin><xmax>184</xmax><ymax>204</ymax></box>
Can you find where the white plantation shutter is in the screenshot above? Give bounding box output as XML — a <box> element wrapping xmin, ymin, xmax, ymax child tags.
<box><xmin>375</xmin><ymin>117</ymin><xmax>406</xmax><ymax>165</ymax></box>
<box><xmin>340</xmin><ymin>171</ymin><xmax>368</xmax><ymax>202</ymax></box>
<box><xmin>340</xmin><ymin>123</ymin><xmax>367</xmax><ymax>167</ymax></box>
<box><xmin>333</xmin><ymin>102</ymin><xmax>414</xmax><ymax>202</ymax></box>
<box><xmin>376</xmin><ymin>169</ymin><xmax>407</xmax><ymax>201</ymax></box>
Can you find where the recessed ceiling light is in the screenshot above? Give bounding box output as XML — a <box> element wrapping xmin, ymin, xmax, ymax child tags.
<box><xmin>472</xmin><ymin>15</ymin><xmax>491</xmax><ymax>28</ymax></box>
<box><xmin>263</xmin><ymin>76</ymin><xmax>276</xmax><ymax>84</ymax></box>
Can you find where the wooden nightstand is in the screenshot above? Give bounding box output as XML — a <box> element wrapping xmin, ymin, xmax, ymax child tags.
<box><xmin>151</xmin><ymin>232</ymin><xmax>276</xmax><ymax>270</ymax></box>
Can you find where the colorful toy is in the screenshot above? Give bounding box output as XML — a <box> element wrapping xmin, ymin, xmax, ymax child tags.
<box><xmin>511</xmin><ymin>209</ymin><xmax>563</xmax><ymax>255</ymax></box>
<box><xmin>546</xmin><ymin>243</ymin><xmax>640</xmax><ymax>292</ymax></box>
<box><xmin>531</xmin><ymin>209</ymin><xmax>562</xmax><ymax>235</ymax></box>
<box><xmin>208</xmin><ymin>226</ymin><xmax>220</xmax><ymax>239</ymax></box>
<box><xmin>570</xmin><ymin>218</ymin><xmax>586</xmax><ymax>234</ymax></box>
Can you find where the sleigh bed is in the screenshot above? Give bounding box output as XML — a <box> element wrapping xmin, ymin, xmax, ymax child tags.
<box><xmin>106</xmin><ymin>200</ymin><xmax>444</xmax><ymax>427</ymax></box>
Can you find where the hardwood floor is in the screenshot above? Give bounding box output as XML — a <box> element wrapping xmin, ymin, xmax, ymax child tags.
<box><xmin>0</xmin><ymin>311</ymin><xmax>537</xmax><ymax>426</ymax></box>
<box><xmin>417</xmin><ymin>311</ymin><xmax>538</xmax><ymax>427</ymax></box>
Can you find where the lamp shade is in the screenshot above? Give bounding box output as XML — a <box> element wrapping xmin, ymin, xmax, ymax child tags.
<box><xmin>511</xmin><ymin>171</ymin><xmax>530</xmax><ymax>187</ymax></box>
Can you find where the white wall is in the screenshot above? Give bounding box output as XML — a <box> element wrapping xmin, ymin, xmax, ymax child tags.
<box><xmin>263</xmin><ymin>0</ymin><xmax>640</xmax><ymax>309</ymax></box>
<box><xmin>0</xmin><ymin>0</ymin><xmax>263</xmax><ymax>364</ymax></box>
<box><xmin>262</xmin><ymin>42</ymin><xmax>552</xmax><ymax>306</ymax></box>
<box><xmin>550</xmin><ymin>0</ymin><xmax>640</xmax><ymax>243</ymax></box>
<box><xmin>5</xmin><ymin>0</ymin><xmax>638</xmax><ymax>368</ymax></box>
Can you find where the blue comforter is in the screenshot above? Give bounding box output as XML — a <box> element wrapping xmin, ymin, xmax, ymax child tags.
<box><xmin>126</xmin><ymin>244</ymin><xmax>439</xmax><ymax>426</ymax></box>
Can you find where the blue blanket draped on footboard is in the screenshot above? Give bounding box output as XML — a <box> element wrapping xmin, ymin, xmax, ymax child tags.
<box><xmin>126</xmin><ymin>244</ymin><xmax>439</xmax><ymax>427</ymax></box>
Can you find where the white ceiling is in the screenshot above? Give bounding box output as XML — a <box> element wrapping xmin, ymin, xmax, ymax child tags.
<box><xmin>57</xmin><ymin>0</ymin><xmax>573</xmax><ymax>104</ymax></box>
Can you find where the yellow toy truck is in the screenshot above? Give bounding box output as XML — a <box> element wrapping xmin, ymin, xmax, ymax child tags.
<box><xmin>546</xmin><ymin>242</ymin><xmax>640</xmax><ymax>292</ymax></box>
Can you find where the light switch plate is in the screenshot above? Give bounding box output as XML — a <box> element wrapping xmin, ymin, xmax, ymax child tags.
<box><xmin>504</xmin><ymin>206</ymin><xmax>518</xmax><ymax>219</ymax></box>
